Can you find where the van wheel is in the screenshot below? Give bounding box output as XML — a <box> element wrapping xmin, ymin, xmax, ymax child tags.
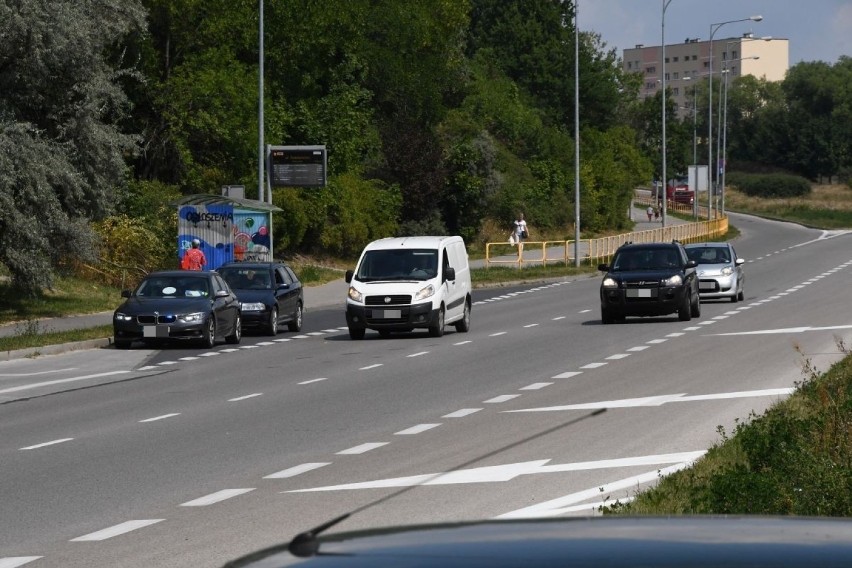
<box><xmin>429</xmin><ymin>306</ymin><xmax>445</xmax><ymax>337</ymax></box>
<box><xmin>349</xmin><ymin>325</ymin><xmax>365</xmax><ymax>340</ymax></box>
<box><xmin>454</xmin><ymin>299</ymin><xmax>471</xmax><ymax>332</ymax></box>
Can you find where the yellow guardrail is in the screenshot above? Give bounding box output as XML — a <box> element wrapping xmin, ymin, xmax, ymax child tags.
<box><xmin>485</xmin><ymin>214</ymin><xmax>728</xmax><ymax>267</ymax></box>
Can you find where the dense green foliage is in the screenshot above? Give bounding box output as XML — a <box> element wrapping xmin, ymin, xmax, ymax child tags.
<box><xmin>3</xmin><ymin>1</ymin><xmax>851</xmax><ymax>294</ymax></box>
<box><xmin>725</xmin><ymin>172</ymin><xmax>812</xmax><ymax>198</ymax></box>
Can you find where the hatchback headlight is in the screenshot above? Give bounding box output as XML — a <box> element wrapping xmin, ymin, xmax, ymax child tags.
<box><xmin>114</xmin><ymin>312</ymin><xmax>133</xmax><ymax>322</ymax></box>
<box><xmin>721</xmin><ymin>266</ymin><xmax>733</xmax><ymax>276</ymax></box>
<box><xmin>348</xmin><ymin>286</ymin><xmax>363</xmax><ymax>303</ymax></box>
<box><xmin>415</xmin><ymin>284</ymin><xmax>436</xmax><ymax>301</ymax></box>
<box><xmin>662</xmin><ymin>274</ymin><xmax>683</xmax><ymax>287</ymax></box>
<box><xmin>240</xmin><ymin>302</ymin><xmax>266</xmax><ymax>312</ymax></box>
<box><xmin>178</xmin><ymin>312</ymin><xmax>205</xmax><ymax>323</ymax></box>
<box><xmin>601</xmin><ymin>277</ymin><xmax>618</xmax><ymax>288</ymax></box>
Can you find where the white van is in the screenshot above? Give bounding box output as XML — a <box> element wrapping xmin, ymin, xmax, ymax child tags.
<box><xmin>344</xmin><ymin>236</ymin><xmax>472</xmax><ymax>339</ymax></box>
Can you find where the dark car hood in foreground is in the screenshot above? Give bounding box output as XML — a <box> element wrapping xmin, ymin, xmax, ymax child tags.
<box><xmin>224</xmin><ymin>516</ymin><xmax>852</xmax><ymax>567</ymax></box>
<box><xmin>115</xmin><ymin>296</ymin><xmax>213</xmax><ymax>314</ymax></box>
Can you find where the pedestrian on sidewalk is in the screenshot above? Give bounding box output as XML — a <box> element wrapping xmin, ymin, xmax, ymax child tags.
<box><xmin>512</xmin><ymin>212</ymin><xmax>529</xmax><ymax>260</ymax></box>
<box><xmin>181</xmin><ymin>238</ymin><xmax>207</xmax><ymax>271</ymax></box>
<box><xmin>646</xmin><ymin>205</ymin><xmax>654</xmax><ymax>222</ymax></box>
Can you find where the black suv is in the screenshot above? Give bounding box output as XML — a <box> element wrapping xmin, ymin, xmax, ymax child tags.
<box><xmin>598</xmin><ymin>241</ymin><xmax>700</xmax><ymax>324</ymax></box>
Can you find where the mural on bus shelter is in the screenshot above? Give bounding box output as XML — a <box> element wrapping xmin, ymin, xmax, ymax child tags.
<box><xmin>232</xmin><ymin>211</ymin><xmax>271</xmax><ymax>262</ymax></box>
<box><xmin>177</xmin><ymin>202</ymin><xmax>272</xmax><ymax>270</ymax></box>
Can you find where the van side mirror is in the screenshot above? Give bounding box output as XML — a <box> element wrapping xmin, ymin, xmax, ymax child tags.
<box><xmin>345</xmin><ymin>269</ymin><xmax>353</xmax><ymax>283</ymax></box>
<box><xmin>444</xmin><ymin>266</ymin><xmax>456</xmax><ymax>282</ymax></box>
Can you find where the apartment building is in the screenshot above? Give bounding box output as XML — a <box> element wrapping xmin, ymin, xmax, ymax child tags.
<box><xmin>623</xmin><ymin>34</ymin><xmax>789</xmax><ymax>119</ymax></box>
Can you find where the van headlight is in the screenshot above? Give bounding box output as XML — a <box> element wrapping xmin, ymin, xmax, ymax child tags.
<box><xmin>415</xmin><ymin>284</ymin><xmax>435</xmax><ymax>301</ymax></box>
<box><xmin>348</xmin><ymin>286</ymin><xmax>363</xmax><ymax>303</ymax></box>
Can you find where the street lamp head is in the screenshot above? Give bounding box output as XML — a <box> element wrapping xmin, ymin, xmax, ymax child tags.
<box><xmin>750</xmin><ymin>15</ymin><xmax>763</xmax><ymax>22</ymax></box>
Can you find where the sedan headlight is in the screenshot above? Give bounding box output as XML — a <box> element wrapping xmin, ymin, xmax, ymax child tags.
<box><xmin>114</xmin><ymin>312</ymin><xmax>133</xmax><ymax>322</ymax></box>
<box><xmin>240</xmin><ymin>302</ymin><xmax>266</xmax><ymax>312</ymax></box>
<box><xmin>721</xmin><ymin>266</ymin><xmax>733</xmax><ymax>276</ymax></box>
<box><xmin>348</xmin><ymin>286</ymin><xmax>363</xmax><ymax>303</ymax></box>
<box><xmin>178</xmin><ymin>312</ymin><xmax>205</xmax><ymax>323</ymax></box>
<box><xmin>662</xmin><ymin>274</ymin><xmax>683</xmax><ymax>287</ymax></box>
<box><xmin>414</xmin><ymin>284</ymin><xmax>435</xmax><ymax>301</ymax></box>
<box><xmin>601</xmin><ymin>277</ymin><xmax>618</xmax><ymax>288</ymax></box>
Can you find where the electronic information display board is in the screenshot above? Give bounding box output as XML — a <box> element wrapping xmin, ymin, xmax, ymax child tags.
<box><xmin>267</xmin><ymin>145</ymin><xmax>327</xmax><ymax>188</ymax></box>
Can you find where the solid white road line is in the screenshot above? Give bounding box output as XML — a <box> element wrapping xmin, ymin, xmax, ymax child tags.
<box><xmin>70</xmin><ymin>519</ymin><xmax>164</xmax><ymax>541</ymax></box>
<box><xmin>20</xmin><ymin>438</ymin><xmax>74</xmax><ymax>451</ymax></box>
<box><xmin>265</xmin><ymin>462</ymin><xmax>331</xmax><ymax>479</ymax></box>
<box><xmin>0</xmin><ymin>371</ymin><xmax>130</xmax><ymax>395</ymax></box>
<box><xmin>0</xmin><ymin>368</ymin><xmax>75</xmax><ymax>377</ymax></box>
<box><xmin>180</xmin><ymin>488</ymin><xmax>254</xmax><ymax>507</ymax></box>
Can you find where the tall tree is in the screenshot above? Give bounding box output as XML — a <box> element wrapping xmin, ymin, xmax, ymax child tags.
<box><xmin>0</xmin><ymin>0</ymin><xmax>146</xmax><ymax>294</ymax></box>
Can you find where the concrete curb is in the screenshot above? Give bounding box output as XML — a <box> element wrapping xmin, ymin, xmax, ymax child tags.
<box><xmin>1</xmin><ymin>338</ymin><xmax>112</xmax><ymax>362</ymax></box>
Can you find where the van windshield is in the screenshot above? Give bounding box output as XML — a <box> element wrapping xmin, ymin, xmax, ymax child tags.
<box><xmin>355</xmin><ymin>249</ymin><xmax>439</xmax><ymax>282</ymax></box>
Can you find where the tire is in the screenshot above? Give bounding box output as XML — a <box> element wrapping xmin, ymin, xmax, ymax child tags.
<box><xmin>287</xmin><ymin>304</ymin><xmax>303</xmax><ymax>332</ymax></box>
<box><xmin>201</xmin><ymin>316</ymin><xmax>216</xmax><ymax>348</ymax></box>
<box><xmin>678</xmin><ymin>293</ymin><xmax>692</xmax><ymax>321</ymax></box>
<box><xmin>114</xmin><ymin>338</ymin><xmax>132</xmax><ymax>349</ymax></box>
<box><xmin>691</xmin><ymin>293</ymin><xmax>702</xmax><ymax>317</ymax></box>
<box><xmin>730</xmin><ymin>294</ymin><xmax>738</xmax><ymax>303</ymax></box>
<box><xmin>225</xmin><ymin>314</ymin><xmax>242</xmax><ymax>344</ymax></box>
<box><xmin>454</xmin><ymin>299</ymin><xmax>471</xmax><ymax>332</ymax></box>
<box><xmin>737</xmin><ymin>288</ymin><xmax>744</xmax><ymax>302</ymax></box>
<box><xmin>266</xmin><ymin>307</ymin><xmax>278</xmax><ymax>336</ymax></box>
<box><xmin>378</xmin><ymin>330</ymin><xmax>391</xmax><ymax>338</ymax></box>
<box><xmin>428</xmin><ymin>306</ymin><xmax>445</xmax><ymax>337</ymax></box>
<box><xmin>601</xmin><ymin>306</ymin><xmax>615</xmax><ymax>324</ymax></box>
<box><xmin>348</xmin><ymin>325</ymin><xmax>365</xmax><ymax>340</ymax></box>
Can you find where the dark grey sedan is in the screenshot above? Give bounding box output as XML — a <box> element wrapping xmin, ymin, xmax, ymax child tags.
<box><xmin>113</xmin><ymin>270</ymin><xmax>241</xmax><ymax>349</ymax></box>
<box><xmin>217</xmin><ymin>262</ymin><xmax>303</xmax><ymax>335</ymax></box>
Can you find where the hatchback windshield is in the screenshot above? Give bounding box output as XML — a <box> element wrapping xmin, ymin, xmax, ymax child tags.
<box><xmin>686</xmin><ymin>247</ymin><xmax>731</xmax><ymax>264</ymax></box>
<box><xmin>355</xmin><ymin>249</ymin><xmax>439</xmax><ymax>281</ymax></box>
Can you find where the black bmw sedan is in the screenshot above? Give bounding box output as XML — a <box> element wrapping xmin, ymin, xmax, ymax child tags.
<box><xmin>113</xmin><ymin>270</ymin><xmax>241</xmax><ymax>349</ymax></box>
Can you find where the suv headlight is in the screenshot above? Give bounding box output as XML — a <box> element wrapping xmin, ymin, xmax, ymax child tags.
<box><xmin>114</xmin><ymin>312</ymin><xmax>133</xmax><ymax>322</ymax></box>
<box><xmin>240</xmin><ymin>302</ymin><xmax>266</xmax><ymax>312</ymax></box>
<box><xmin>662</xmin><ymin>274</ymin><xmax>683</xmax><ymax>287</ymax></box>
<box><xmin>178</xmin><ymin>312</ymin><xmax>205</xmax><ymax>323</ymax></box>
<box><xmin>601</xmin><ymin>277</ymin><xmax>618</xmax><ymax>288</ymax></box>
<box><xmin>348</xmin><ymin>286</ymin><xmax>363</xmax><ymax>303</ymax></box>
<box><xmin>415</xmin><ymin>284</ymin><xmax>435</xmax><ymax>301</ymax></box>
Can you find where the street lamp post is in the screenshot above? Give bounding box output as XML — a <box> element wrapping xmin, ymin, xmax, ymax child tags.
<box><xmin>661</xmin><ymin>0</ymin><xmax>674</xmax><ymax>227</ymax></box>
<box><xmin>708</xmin><ymin>15</ymin><xmax>762</xmax><ymax>219</ymax></box>
<box><xmin>683</xmin><ymin>76</ymin><xmax>698</xmax><ymax>219</ymax></box>
<box><xmin>258</xmin><ymin>0</ymin><xmax>265</xmax><ymax>203</ymax></box>
<box><xmin>573</xmin><ymin>1</ymin><xmax>580</xmax><ymax>267</ymax></box>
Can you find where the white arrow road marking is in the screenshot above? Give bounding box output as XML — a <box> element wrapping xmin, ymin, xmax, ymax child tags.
<box><xmin>713</xmin><ymin>324</ymin><xmax>852</xmax><ymax>336</ymax></box>
<box><xmin>0</xmin><ymin>371</ymin><xmax>130</xmax><ymax>394</ymax></box>
<box><xmin>0</xmin><ymin>558</ymin><xmax>42</xmax><ymax>568</ymax></box>
<box><xmin>505</xmin><ymin>388</ymin><xmax>794</xmax><ymax>412</ymax></box>
<box><xmin>70</xmin><ymin>520</ymin><xmax>164</xmax><ymax>541</ymax></box>
<box><xmin>497</xmin><ymin>460</ymin><xmax>700</xmax><ymax>519</ymax></box>
<box><xmin>286</xmin><ymin>451</ymin><xmax>706</xmax><ymax>492</ymax></box>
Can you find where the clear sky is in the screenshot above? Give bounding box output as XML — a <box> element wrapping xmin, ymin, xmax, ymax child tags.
<box><xmin>580</xmin><ymin>0</ymin><xmax>852</xmax><ymax>66</ymax></box>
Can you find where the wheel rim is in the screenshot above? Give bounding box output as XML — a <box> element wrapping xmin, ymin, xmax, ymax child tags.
<box><xmin>296</xmin><ymin>305</ymin><xmax>302</xmax><ymax>329</ymax></box>
<box><xmin>270</xmin><ymin>308</ymin><xmax>278</xmax><ymax>332</ymax></box>
<box><xmin>235</xmin><ymin>315</ymin><xmax>241</xmax><ymax>340</ymax></box>
<box><xmin>207</xmin><ymin>318</ymin><xmax>215</xmax><ymax>346</ymax></box>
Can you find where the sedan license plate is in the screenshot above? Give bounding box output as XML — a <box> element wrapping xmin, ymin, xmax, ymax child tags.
<box><xmin>378</xmin><ymin>309</ymin><xmax>401</xmax><ymax>319</ymax></box>
<box><xmin>143</xmin><ymin>325</ymin><xmax>170</xmax><ymax>338</ymax></box>
<box><xmin>626</xmin><ymin>288</ymin><xmax>652</xmax><ymax>298</ymax></box>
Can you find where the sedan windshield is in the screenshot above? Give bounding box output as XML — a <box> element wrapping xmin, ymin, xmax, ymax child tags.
<box><xmin>219</xmin><ymin>268</ymin><xmax>272</xmax><ymax>290</ymax></box>
<box><xmin>136</xmin><ymin>276</ymin><xmax>210</xmax><ymax>298</ymax></box>
<box><xmin>356</xmin><ymin>249</ymin><xmax>438</xmax><ymax>281</ymax></box>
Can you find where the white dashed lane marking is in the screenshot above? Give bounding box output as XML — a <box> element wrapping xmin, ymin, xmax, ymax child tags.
<box><xmin>0</xmin><ymin>558</ymin><xmax>43</xmax><ymax>568</ymax></box>
<box><xmin>552</xmin><ymin>371</ymin><xmax>582</xmax><ymax>379</ymax></box>
<box><xmin>443</xmin><ymin>408</ymin><xmax>482</xmax><ymax>418</ymax></box>
<box><xmin>337</xmin><ymin>442</ymin><xmax>388</xmax><ymax>455</ymax></box>
<box><xmin>520</xmin><ymin>382</ymin><xmax>553</xmax><ymax>390</ymax></box>
<box><xmin>395</xmin><ymin>424</ymin><xmax>441</xmax><ymax>435</ymax></box>
<box><xmin>359</xmin><ymin>364</ymin><xmax>383</xmax><ymax>370</ymax></box>
<box><xmin>484</xmin><ymin>394</ymin><xmax>520</xmax><ymax>403</ymax></box>
<box><xmin>139</xmin><ymin>413</ymin><xmax>180</xmax><ymax>423</ymax></box>
<box><xmin>70</xmin><ymin>519</ymin><xmax>164</xmax><ymax>542</ymax></box>
<box><xmin>181</xmin><ymin>488</ymin><xmax>254</xmax><ymax>507</ymax></box>
<box><xmin>228</xmin><ymin>393</ymin><xmax>263</xmax><ymax>402</ymax></box>
<box><xmin>20</xmin><ymin>438</ymin><xmax>74</xmax><ymax>451</ymax></box>
<box><xmin>298</xmin><ymin>378</ymin><xmax>328</xmax><ymax>385</ymax></box>
<box><xmin>265</xmin><ymin>462</ymin><xmax>331</xmax><ymax>479</ymax></box>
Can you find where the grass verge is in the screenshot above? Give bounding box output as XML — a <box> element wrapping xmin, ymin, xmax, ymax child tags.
<box><xmin>0</xmin><ymin>324</ymin><xmax>114</xmax><ymax>353</ymax></box>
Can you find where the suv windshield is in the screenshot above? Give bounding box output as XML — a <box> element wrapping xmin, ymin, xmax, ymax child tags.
<box><xmin>612</xmin><ymin>248</ymin><xmax>681</xmax><ymax>271</ymax></box>
<box><xmin>356</xmin><ymin>249</ymin><xmax>438</xmax><ymax>281</ymax></box>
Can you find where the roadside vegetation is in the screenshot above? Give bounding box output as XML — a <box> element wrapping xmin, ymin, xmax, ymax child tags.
<box><xmin>726</xmin><ymin>183</ymin><xmax>852</xmax><ymax>229</ymax></box>
<box><xmin>605</xmin><ymin>340</ymin><xmax>852</xmax><ymax>516</ymax></box>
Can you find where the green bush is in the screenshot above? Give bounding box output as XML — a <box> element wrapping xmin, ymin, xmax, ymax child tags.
<box><xmin>726</xmin><ymin>172</ymin><xmax>812</xmax><ymax>198</ymax></box>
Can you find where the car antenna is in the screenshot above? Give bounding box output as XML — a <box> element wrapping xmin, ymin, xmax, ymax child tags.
<box><xmin>284</xmin><ymin>408</ymin><xmax>607</xmax><ymax>558</ymax></box>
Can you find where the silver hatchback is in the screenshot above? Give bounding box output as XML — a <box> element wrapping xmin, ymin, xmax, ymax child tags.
<box><xmin>684</xmin><ymin>242</ymin><xmax>745</xmax><ymax>302</ymax></box>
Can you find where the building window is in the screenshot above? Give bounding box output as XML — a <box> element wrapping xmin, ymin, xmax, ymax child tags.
<box><xmin>732</xmin><ymin>50</ymin><xmax>738</xmax><ymax>59</ymax></box>
<box><xmin>673</xmin><ymin>56</ymin><xmax>679</xmax><ymax>62</ymax></box>
<box><xmin>673</xmin><ymin>87</ymin><xmax>680</xmax><ymax>96</ymax></box>
<box><xmin>722</xmin><ymin>51</ymin><xmax>728</xmax><ymax>60</ymax></box>
<box><xmin>665</xmin><ymin>57</ymin><xmax>669</xmax><ymax>63</ymax></box>
<box><xmin>692</xmin><ymin>55</ymin><xmax>697</xmax><ymax>61</ymax></box>
<box><xmin>664</xmin><ymin>72</ymin><xmax>670</xmax><ymax>81</ymax></box>
<box><xmin>673</xmin><ymin>72</ymin><xmax>679</xmax><ymax>80</ymax></box>
<box><xmin>703</xmin><ymin>61</ymin><xmax>709</xmax><ymax>68</ymax></box>
<box><xmin>646</xmin><ymin>66</ymin><xmax>656</xmax><ymax>74</ymax></box>
<box><xmin>627</xmin><ymin>61</ymin><xmax>632</xmax><ymax>69</ymax></box>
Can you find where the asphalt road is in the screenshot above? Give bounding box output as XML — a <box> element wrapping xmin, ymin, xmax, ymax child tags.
<box><xmin>1</xmin><ymin>212</ymin><xmax>851</xmax><ymax>568</ymax></box>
